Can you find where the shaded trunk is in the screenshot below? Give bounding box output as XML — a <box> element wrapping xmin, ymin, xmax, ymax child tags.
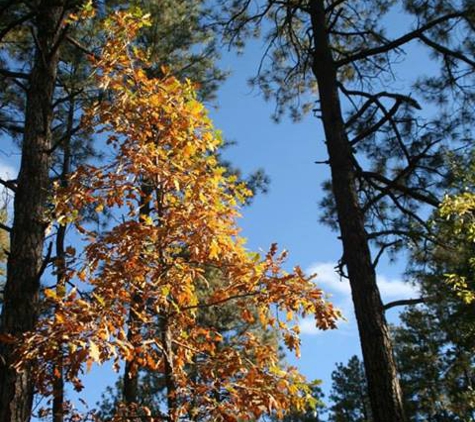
<box><xmin>122</xmin><ymin>303</ymin><xmax>141</xmax><ymax>406</ymax></box>
<box><xmin>161</xmin><ymin>314</ymin><xmax>177</xmax><ymax>422</ymax></box>
<box><xmin>122</xmin><ymin>184</ymin><xmax>178</xmax><ymax>420</ymax></box>
<box><xmin>52</xmin><ymin>99</ymin><xmax>74</xmax><ymax>422</ymax></box>
<box><xmin>0</xmin><ymin>2</ymin><xmax>64</xmax><ymax>421</ymax></box>
<box><xmin>308</xmin><ymin>1</ymin><xmax>406</xmax><ymax>421</ymax></box>
<box><xmin>122</xmin><ymin>185</ymin><xmax>152</xmax><ymax>406</ymax></box>
<box><xmin>52</xmin><ymin>222</ymin><xmax>66</xmax><ymax>422</ymax></box>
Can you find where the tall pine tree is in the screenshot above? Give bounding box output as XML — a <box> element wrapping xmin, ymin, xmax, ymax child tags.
<box><xmin>217</xmin><ymin>1</ymin><xmax>475</xmax><ymax>419</ymax></box>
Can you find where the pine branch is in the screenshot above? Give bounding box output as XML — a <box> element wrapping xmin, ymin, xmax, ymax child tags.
<box><xmin>336</xmin><ymin>12</ymin><xmax>464</xmax><ymax>67</ymax></box>
<box><xmin>419</xmin><ymin>35</ymin><xmax>475</xmax><ymax>68</ymax></box>
<box><xmin>0</xmin><ymin>178</ymin><xmax>16</xmax><ymax>193</ymax></box>
<box><xmin>361</xmin><ymin>171</ymin><xmax>439</xmax><ymax>207</ymax></box>
<box><xmin>0</xmin><ymin>68</ymin><xmax>29</xmax><ymax>80</ymax></box>
<box><xmin>383</xmin><ymin>297</ymin><xmax>428</xmax><ymax>311</ymax></box>
<box><xmin>0</xmin><ymin>11</ymin><xmax>35</xmax><ymax>43</ymax></box>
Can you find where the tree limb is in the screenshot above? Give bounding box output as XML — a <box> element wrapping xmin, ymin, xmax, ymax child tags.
<box><xmin>336</xmin><ymin>12</ymin><xmax>464</xmax><ymax>67</ymax></box>
<box><xmin>361</xmin><ymin>171</ymin><xmax>439</xmax><ymax>207</ymax></box>
<box><xmin>0</xmin><ymin>222</ymin><xmax>11</xmax><ymax>233</ymax></box>
<box><xmin>0</xmin><ymin>68</ymin><xmax>29</xmax><ymax>80</ymax></box>
<box><xmin>350</xmin><ymin>100</ymin><xmax>401</xmax><ymax>145</ymax></box>
<box><xmin>372</xmin><ymin>240</ymin><xmax>401</xmax><ymax>269</ymax></box>
<box><xmin>419</xmin><ymin>34</ymin><xmax>475</xmax><ymax>68</ymax></box>
<box><xmin>65</xmin><ymin>34</ymin><xmax>99</xmax><ymax>60</ymax></box>
<box><xmin>383</xmin><ymin>297</ymin><xmax>428</xmax><ymax>311</ymax></box>
<box><xmin>0</xmin><ymin>178</ymin><xmax>16</xmax><ymax>192</ymax></box>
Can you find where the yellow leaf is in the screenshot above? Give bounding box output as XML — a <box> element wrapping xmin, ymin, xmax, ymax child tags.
<box><xmin>55</xmin><ymin>312</ymin><xmax>65</xmax><ymax>324</ymax></box>
<box><xmin>209</xmin><ymin>239</ymin><xmax>220</xmax><ymax>259</ymax></box>
<box><xmin>89</xmin><ymin>341</ymin><xmax>101</xmax><ymax>363</ymax></box>
<box><xmin>93</xmin><ymin>292</ymin><xmax>106</xmax><ymax>307</ymax></box>
<box><xmin>44</xmin><ymin>289</ymin><xmax>56</xmax><ymax>299</ymax></box>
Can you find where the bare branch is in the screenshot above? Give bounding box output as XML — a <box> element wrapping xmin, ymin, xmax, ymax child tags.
<box><xmin>0</xmin><ymin>68</ymin><xmax>29</xmax><ymax>80</ymax></box>
<box><xmin>372</xmin><ymin>240</ymin><xmax>401</xmax><ymax>269</ymax></box>
<box><xmin>350</xmin><ymin>100</ymin><xmax>401</xmax><ymax>146</ymax></box>
<box><xmin>0</xmin><ymin>123</ymin><xmax>24</xmax><ymax>135</ymax></box>
<box><xmin>65</xmin><ymin>35</ymin><xmax>99</xmax><ymax>60</ymax></box>
<box><xmin>419</xmin><ymin>34</ymin><xmax>475</xmax><ymax>68</ymax></box>
<box><xmin>361</xmin><ymin>171</ymin><xmax>439</xmax><ymax>207</ymax></box>
<box><xmin>0</xmin><ymin>222</ymin><xmax>11</xmax><ymax>233</ymax></box>
<box><xmin>383</xmin><ymin>297</ymin><xmax>428</xmax><ymax>311</ymax></box>
<box><xmin>368</xmin><ymin>229</ymin><xmax>420</xmax><ymax>240</ymax></box>
<box><xmin>0</xmin><ymin>178</ymin><xmax>16</xmax><ymax>192</ymax></box>
<box><xmin>336</xmin><ymin>12</ymin><xmax>464</xmax><ymax>67</ymax></box>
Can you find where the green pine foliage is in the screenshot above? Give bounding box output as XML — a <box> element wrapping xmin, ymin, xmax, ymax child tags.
<box><xmin>328</xmin><ymin>356</ymin><xmax>372</xmax><ymax>422</ymax></box>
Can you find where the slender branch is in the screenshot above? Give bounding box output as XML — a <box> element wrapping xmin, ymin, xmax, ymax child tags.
<box><xmin>46</xmin><ymin>125</ymin><xmax>82</xmax><ymax>155</ymax></box>
<box><xmin>65</xmin><ymin>35</ymin><xmax>99</xmax><ymax>60</ymax></box>
<box><xmin>0</xmin><ymin>68</ymin><xmax>29</xmax><ymax>80</ymax></box>
<box><xmin>0</xmin><ymin>222</ymin><xmax>11</xmax><ymax>233</ymax></box>
<box><xmin>360</xmin><ymin>139</ymin><xmax>441</xmax><ymax>213</ymax></box>
<box><xmin>361</xmin><ymin>171</ymin><xmax>439</xmax><ymax>207</ymax></box>
<box><xmin>383</xmin><ymin>297</ymin><xmax>428</xmax><ymax>311</ymax></box>
<box><xmin>385</xmin><ymin>189</ymin><xmax>430</xmax><ymax>230</ymax></box>
<box><xmin>0</xmin><ymin>178</ymin><xmax>17</xmax><ymax>193</ymax></box>
<box><xmin>419</xmin><ymin>35</ymin><xmax>475</xmax><ymax>68</ymax></box>
<box><xmin>37</xmin><ymin>242</ymin><xmax>54</xmax><ymax>283</ymax></box>
<box><xmin>367</xmin><ymin>229</ymin><xmax>420</xmax><ymax>240</ymax></box>
<box><xmin>372</xmin><ymin>240</ymin><xmax>401</xmax><ymax>269</ymax></box>
<box><xmin>344</xmin><ymin>97</ymin><xmax>375</xmax><ymax>128</ymax></box>
<box><xmin>338</xmin><ymin>84</ymin><xmax>422</xmax><ymax>110</ymax></box>
<box><xmin>336</xmin><ymin>12</ymin><xmax>464</xmax><ymax>67</ymax></box>
<box><xmin>0</xmin><ymin>123</ymin><xmax>24</xmax><ymax>135</ymax></box>
<box><xmin>350</xmin><ymin>100</ymin><xmax>401</xmax><ymax>146</ymax></box>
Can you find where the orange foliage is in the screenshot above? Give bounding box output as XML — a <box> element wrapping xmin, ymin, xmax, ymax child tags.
<box><xmin>19</xmin><ymin>11</ymin><xmax>340</xmax><ymax>421</ymax></box>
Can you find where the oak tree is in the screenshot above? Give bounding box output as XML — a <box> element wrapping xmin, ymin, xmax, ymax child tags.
<box><xmin>19</xmin><ymin>11</ymin><xmax>339</xmax><ymax>421</ymax></box>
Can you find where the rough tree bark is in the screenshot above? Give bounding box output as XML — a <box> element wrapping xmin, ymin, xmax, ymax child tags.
<box><xmin>0</xmin><ymin>2</ymin><xmax>65</xmax><ymax>421</ymax></box>
<box><xmin>308</xmin><ymin>1</ymin><xmax>406</xmax><ymax>421</ymax></box>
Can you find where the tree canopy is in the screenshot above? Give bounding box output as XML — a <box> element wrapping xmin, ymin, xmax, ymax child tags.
<box><xmin>0</xmin><ymin>1</ymin><xmax>474</xmax><ymax>422</ymax></box>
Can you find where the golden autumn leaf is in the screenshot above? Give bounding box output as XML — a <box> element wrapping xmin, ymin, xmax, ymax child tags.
<box><xmin>89</xmin><ymin>341</ymin><xmax>100</xmax><ymax>363</ymax></box>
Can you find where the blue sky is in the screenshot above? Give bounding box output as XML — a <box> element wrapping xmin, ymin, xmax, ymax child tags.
<box><xmin>204</xmin><ymin>5</ymin><xmax>446</xmax><ymax>399</ymax></box>
<box><xmin>207</xmin><ymin>37</ymin><xmax>420</xmax><ymax>398</ymax></box>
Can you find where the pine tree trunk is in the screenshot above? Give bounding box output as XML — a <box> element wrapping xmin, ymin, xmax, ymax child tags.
<box><xmin>308</xmin><ymin>1</ymin><xmax>406</xmax><ymax>421</ymax></box>
<box><xmin>0</xmin><ymin>3</ymin><xmax>64</xmax><ymax>421</ymax></box>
